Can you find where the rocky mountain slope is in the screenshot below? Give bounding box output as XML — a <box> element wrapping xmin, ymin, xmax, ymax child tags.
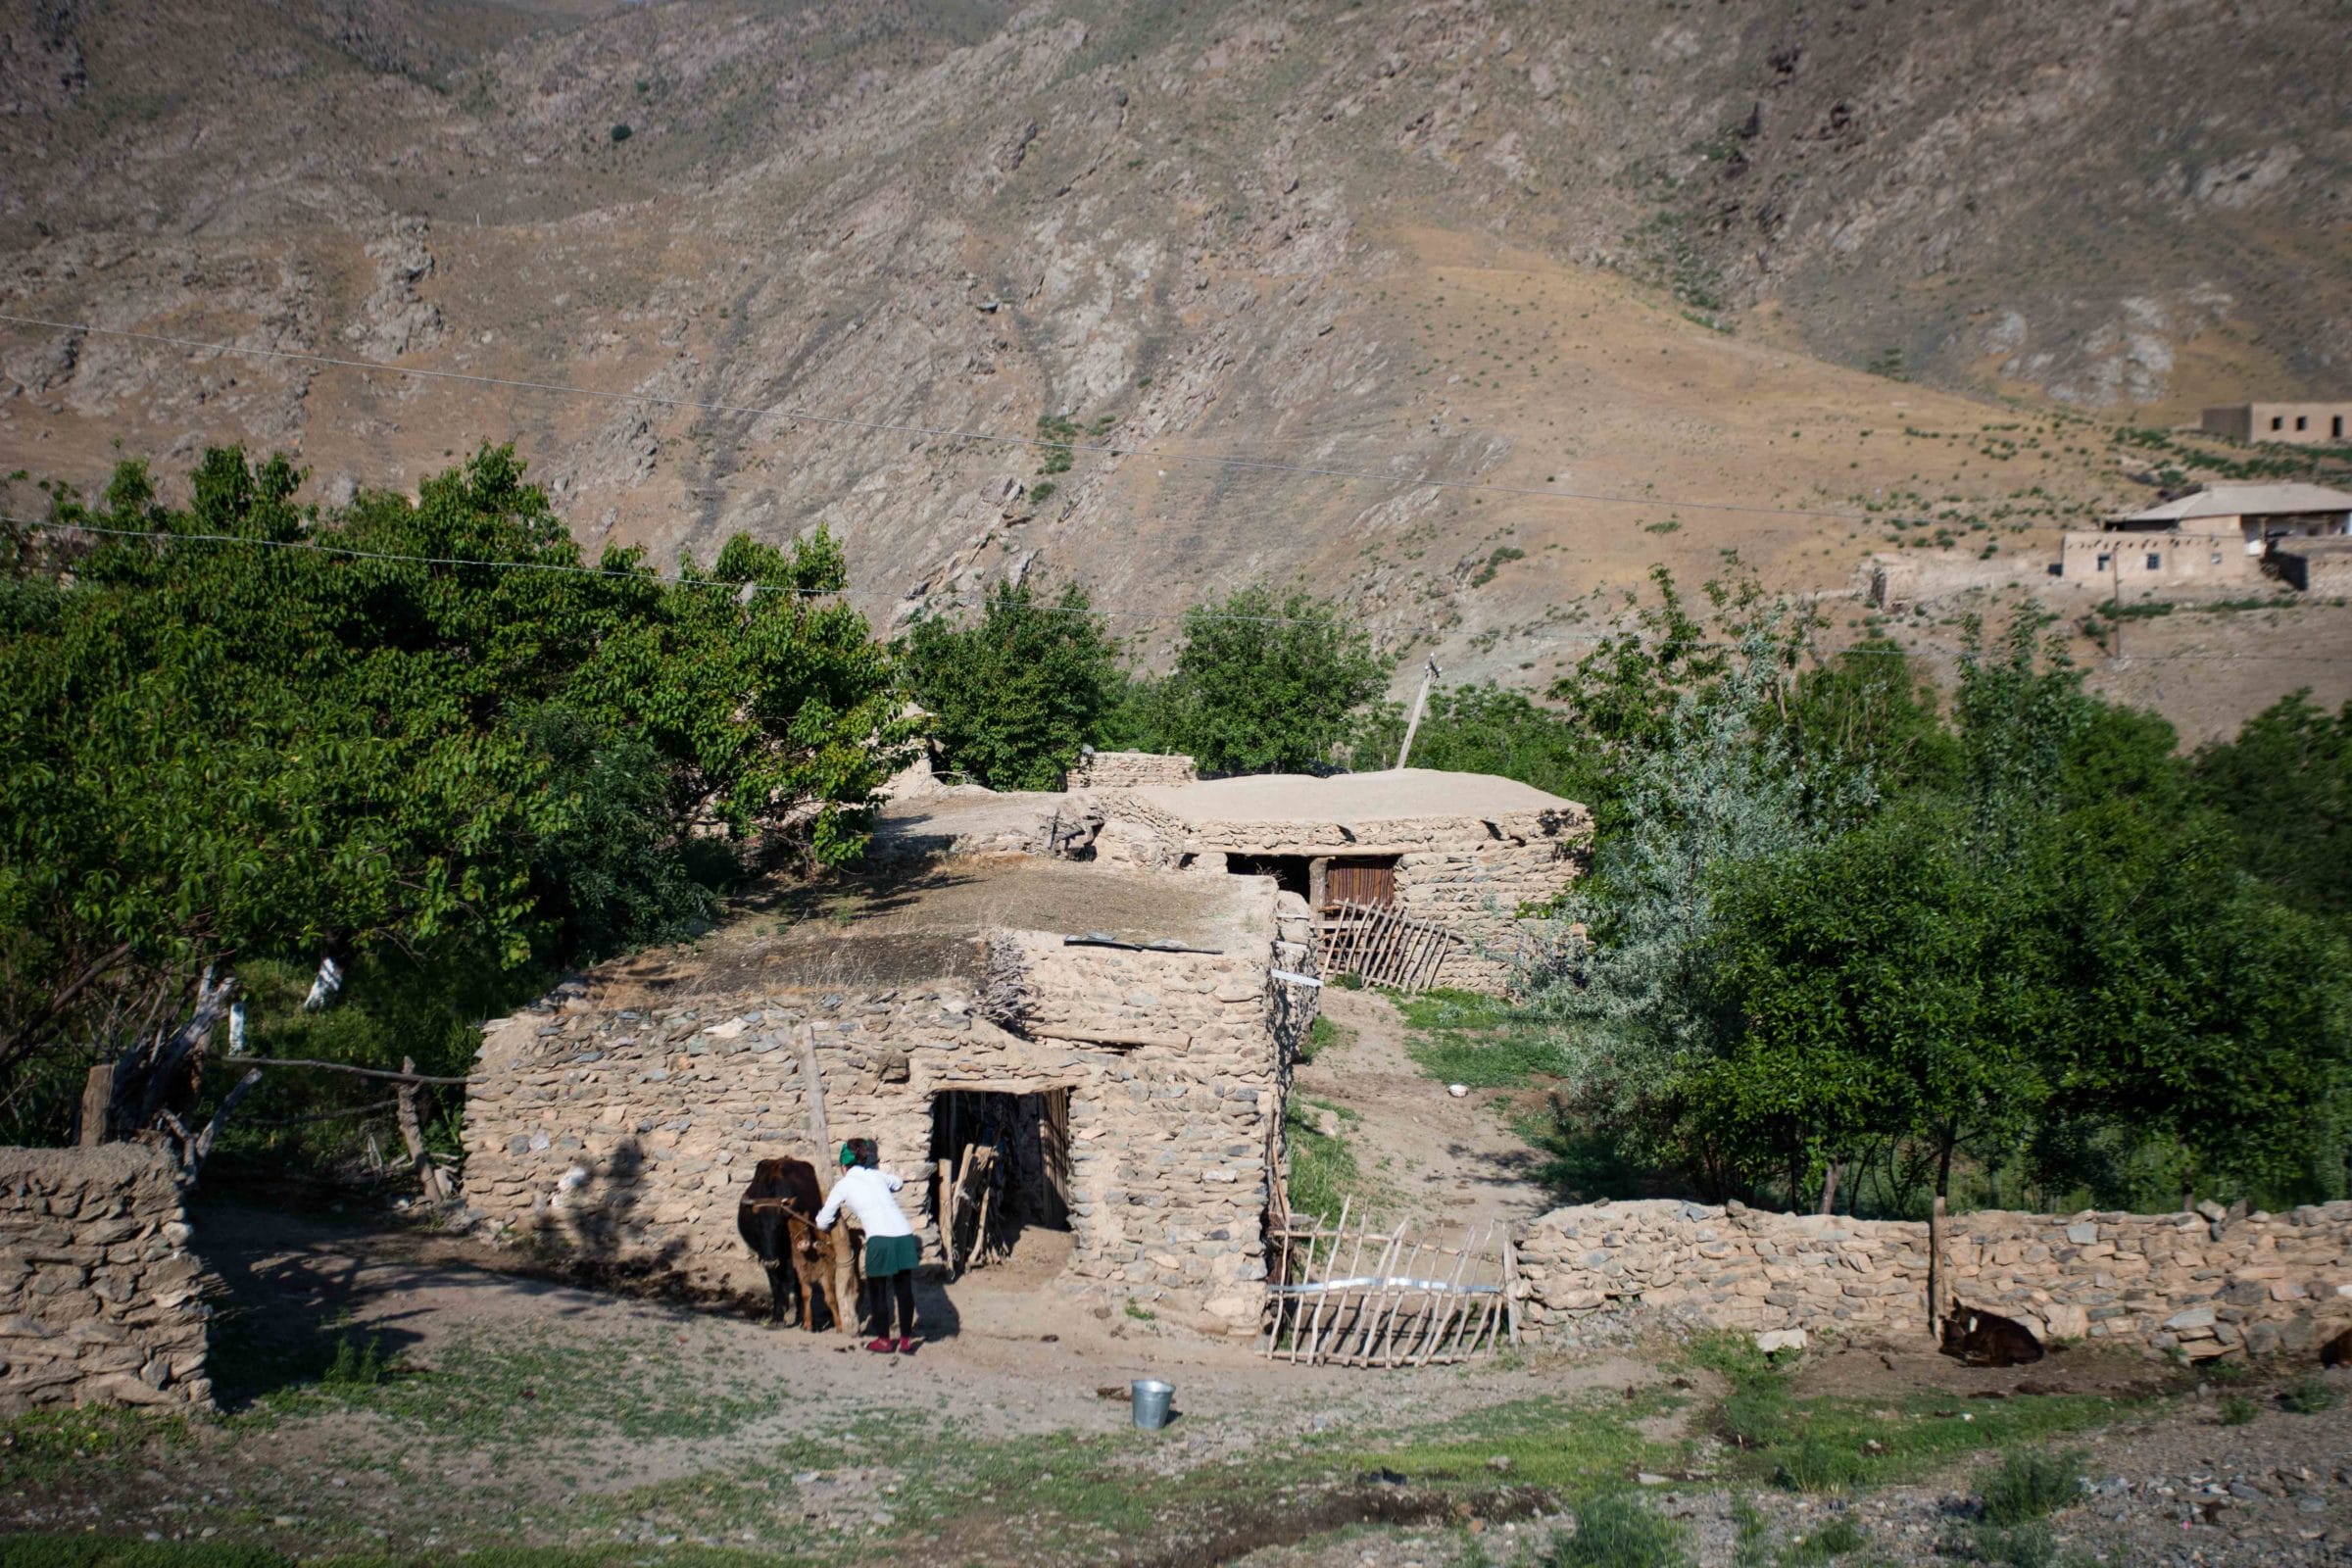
<box><xmin>2</xmin><ymin>0</ymin><xmax>2347</xmax><ymax>718</ymax></box>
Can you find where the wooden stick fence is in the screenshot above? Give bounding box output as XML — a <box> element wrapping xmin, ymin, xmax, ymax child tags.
<box><xmin>1261</xmin><ymin>1208</ymin><xmax>1514</xmax><ymax>1367</ymax></box>
<box><xmin>1314</xmin><ymin>901</ymin><xmax>1454</xmax><ymax>991</ymax></box>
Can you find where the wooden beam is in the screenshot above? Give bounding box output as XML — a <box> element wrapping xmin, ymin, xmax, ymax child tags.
<box><xmin>78</xmin><ymin>1063</ymin><xmax>114</xmax><ymax>1148</ymax></box>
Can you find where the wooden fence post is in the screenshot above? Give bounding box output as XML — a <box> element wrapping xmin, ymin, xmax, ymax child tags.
<box><xmin>78</xmin><ymin>1063</ymin><xmax>115</xmax><ymax>1148</ymax></box>
<box><xmin>1928</xmin><ymin>1195</ymin><xmax>1946</xmax><ymax>1340</ymax></box>
<box><xmin>396</xmin><ymin>1056</ymin><xmax>451</xmax><ymax>1200</ymax></box>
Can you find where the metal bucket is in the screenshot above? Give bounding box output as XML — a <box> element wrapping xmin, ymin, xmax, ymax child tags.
<box><xmin>1129</xmin><ymin>1378</ymin><xmax>1175</xmax><ymax>1431</ymax></box>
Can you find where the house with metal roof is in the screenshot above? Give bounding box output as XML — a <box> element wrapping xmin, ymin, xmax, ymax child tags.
<box><xmin>2056</xmin><ymin>482</ymin><xmax>2352</xmax><ymax>588</ymax></box>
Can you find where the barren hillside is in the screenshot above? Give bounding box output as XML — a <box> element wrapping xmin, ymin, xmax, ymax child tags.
<box><xmin>3</xmin><ymin>0</ymin><xmax>2348</xmax><ymax>724</ymax></box>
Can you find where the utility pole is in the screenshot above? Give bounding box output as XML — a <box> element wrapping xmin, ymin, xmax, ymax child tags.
<box><xmin>2110</xmin><ymin>542</ymin><xmax>2124</xmax><ymax>660</ymax></box>
<box><xmin>1394</xmin><ymin>655</ymin><xmax>1442</xmax><ymax>770</ymax></box>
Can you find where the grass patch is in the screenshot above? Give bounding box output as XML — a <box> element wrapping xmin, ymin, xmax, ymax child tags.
<box><xmin>1687</xmin><ymin>1336</ymin><xmax>2130</xmax><ymax>1494</ymax></box>
<box><xmin>0</xmin><ymin>1544</ymin><xmax>800</xmax><ymax>1568</ymax></box>
<box><xmin>2218</xmin><ymin>1393</ymin><xmax>2259</xmax><ymax>1425</ymax></box>
<box><xmin>244</xmin><ymin>1326</ymin><xmax>786</xmax><ymax>1448</ymax></box>
<box><xmin>1334</xmin><ymin>1391</ymin><xmax>1676</xmax><ymax>1494</ymax></box>
<box><xmin>1285</xmin><ymin>1094</ymin><xmax>1377</xmax><ymax>1220</ymax></box>
<box><xmin>1552</xmin><ymin>1492</ymin><xmax>1693</xmax><ymax>1567</ymax></box>
<box><xmin>1395</xmin><ymin>989</ymin><xmax>1566</xmax><ymax>1088</ymax></box>
<box><xmin>2280</xmin><ymin>1376</ymin><xmax>2340</xmax><ymax>1414</ymax></box>
<box><xmin>1975</xmin><ymin>1448</ymin><xmax>2083</xmax><ymax>1525</ymax></box>
<box><xmin>1298</xmin><ymin>1012</ymin><xmax>1356</xmax><ymax>1064</ymax></box>
<box><xmin>0</xmin><ymin>1407</ymin><xmax>190</xmax><ymax>1486</ymax></box>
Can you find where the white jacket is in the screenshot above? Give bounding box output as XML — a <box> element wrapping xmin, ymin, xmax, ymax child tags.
<box><xmin>814</xmin><ymin>1166</ymin><xmax>913</xmax><ymax>1239</ymax></box>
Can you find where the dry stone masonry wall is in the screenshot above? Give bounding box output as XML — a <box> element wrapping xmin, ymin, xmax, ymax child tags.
<box><xmin>1513</xmin><ymin>1199</ymin><xmax>2352</xmax><ymax>1358</ymax></box>
<box><xmin>463</xmin><ymin>912</ymin><xmax>1311</xmax><ymax>1335</ymax></box>
<box><xmin>0</xmin><ymin>1145</ymin><xmax>211</xmax><ymax>1413</ymax></box>
<box><xmin>1066</xmin><ymin>752</ymin><xmax>1198</xmax><ymax>790</ymax></box>
<box><xmin>1098</xmin><ymin>799</ymin><xmax>1588</xmax><ymax>991</ymax></box>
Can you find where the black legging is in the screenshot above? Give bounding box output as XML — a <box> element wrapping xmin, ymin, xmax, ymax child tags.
<box><xmin>864</xmin><ymin>1272</ymin><xmax>915</xmax><ymax>1339</ymax></box>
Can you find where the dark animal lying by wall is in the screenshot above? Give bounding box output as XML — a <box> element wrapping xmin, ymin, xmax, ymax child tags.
<box><xmin>2323</xmin><ymin>1326</ymin><xmax>2352</xmax><ymax>1369</ymax></box>
<box><xmin>1940</xmin><ymin>1305</ymin><xmax>2045</xmax><ymax>1367</ymax></box>
<box><xmin>736</xmin><ymin>1157</ymin><xmax>859</xmax><ymax>1334</ymax></box>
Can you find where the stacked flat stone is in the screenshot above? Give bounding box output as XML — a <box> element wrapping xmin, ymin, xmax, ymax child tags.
<box><xmin>1513</xmin><ymin>1200</ymin><xmax>1929</xmax><ymax>1336</ymax></box>
<box><xmin>1065</xmin><ymin>752</ymin><xmax>1198</xmax><ymax>790</ymax></box>
<box><xmin>462</xmin><ymin>903</ymin><xmax>1311</xmax><ymax>1337</ymax></box>
<box><xmin>1511</xmin><ymin>1198</ymin><xmax>2352</xmax><ymax>1358</ymax></box>
<box><xmin>0</xmin><ymin>1145</ymin><xmax>210</xmax><ymax>1412</ymax></box>
<box><xmin>1945</xmin><ymin>1202</ymin><xmax>2352</xmax><ymax>1359</ymax></box>
<box><xmin>1097</xmin><ymin>798</ymin><xmax>1590</xmax><ymax>991</ymax></box>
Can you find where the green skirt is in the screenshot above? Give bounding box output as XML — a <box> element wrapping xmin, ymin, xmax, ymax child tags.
<box><xmin>864</xmin><ymin>1233</ymin><xmax>920</xmax><ymax>1278</ymax></box>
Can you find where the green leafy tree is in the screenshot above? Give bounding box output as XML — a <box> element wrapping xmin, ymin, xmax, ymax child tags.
<box><xmin>1515</xmin><ymin>626</ymin><xmax>1857</xmax><ymax>1194</ymax></box>
<box><xmin>899</xmin><ymin>581</ymin><xmax>1123</xmax><ymax>791</ymax></box>
<box><xmin>1707</xmin><ymin>801</ymin><xmax>2048</xmax><ymax>1207</ymax></box>
<box><xmin>2195</xmin><ymin>690</ymin><xmax>2352</xmax><ymax>920</ymax></box>
<box><xmin>1778</xmin><ymin>639</ymin><xmax>1960</xmax><ymax>806</ymax></box>
<box><xmin>1341</xmin><ymin>683</ymin><xmax>1605</xmax><ymax>801</ymax></box>
<box><xmin>1150</xmin><ymin>586</ymin><xmax>1388</xmax><ymax>773</ymax></box>
<box><xmin>0</xmin><ymin>446</ymin><xmax>908</xmax><ymax>1149</ymax></box>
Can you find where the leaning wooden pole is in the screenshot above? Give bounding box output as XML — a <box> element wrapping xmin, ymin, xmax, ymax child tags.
<box><xmin>1928</xmin><ymin>1194</ymin><xmax>1946</xmax><ymax>1340</ymax></box>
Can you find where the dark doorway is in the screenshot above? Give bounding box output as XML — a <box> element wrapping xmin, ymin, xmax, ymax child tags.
<box><xmin>928</xmin><ymin>1090</ymin><xmax>1071</xmax><ymax>1272</ymax></box>
<box><xmin>1227</xmin><ymin>853</ymin><xmax>1312</xmax><ymax>899</ymax></box>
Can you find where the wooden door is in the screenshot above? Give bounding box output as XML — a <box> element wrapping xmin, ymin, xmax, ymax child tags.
<box><xmin>1039</xmin><ymin>1088</ymin><xmax>1072</xmax><ymax>1226</ymax></box>
<box><xmin>1326</xmin><ymin>858</ymin><xmax>1397</xmax><ymax>907</ymax></box>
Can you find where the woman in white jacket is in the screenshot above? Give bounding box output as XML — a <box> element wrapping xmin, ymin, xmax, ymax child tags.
<box><xmin>815</xmin><ymin>1138</ymin><xmax>923</xmax><ymax>1352</ymax></box>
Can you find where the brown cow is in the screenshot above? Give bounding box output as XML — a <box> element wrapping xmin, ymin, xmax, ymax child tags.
<box><xmin>737</xmin><ymin>1157</ymin><xmax>861</xmax><ymax>1335</ymax></box>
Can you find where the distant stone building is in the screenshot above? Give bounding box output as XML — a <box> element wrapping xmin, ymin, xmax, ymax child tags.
<box><xmin>2056</xmin><ymin>482</ymin><xmax>2352</xmax><ymax>588</ymax></box>
<box><xmin>1094</xmin><ymin>768</ymin><xmax>1592</xmax><ymax>992</ymax></box>
<box><xmin>2201</xmin><ymin>402</ymin><xmax>2352</xmax><ymax>447</ymax></box>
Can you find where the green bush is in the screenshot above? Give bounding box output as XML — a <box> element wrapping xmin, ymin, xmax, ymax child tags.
<box><xmin>1774</xmin><ymin>1434</ymin><xmax>1866</xmax><ymax>1494</ymax></box>
<box><xmin>2280</xmin><ymin>1377</ymin><xmax>2340</xmax><ymax>1414</ymax></box>
<box><xmin>320</xmin><ymin>1335</ymin><xmax>387</xmax><ymax>1389</ymax></box>
<box><xmin>1552</xmin><ymin>1493</ymin><xmax>1693</xmax><ymax>1568</ymax></box>
<box><xmin>1972</xmin><ymin>1522</ymin><xmax>2058</xmax><ymax>1568</ymax></box>
<box><xmin>2218</xmin><ymin>1393</ymin><xmax>2259</xmax><ymax>1425</ymax></box>
<box><xmin>1976</xmin><ymin>1449</ymin><xmax>2082</xmax><ymax>1526</ymax></box>
<box><xmin>1780</xmin><ymin>1513</ymin><xmax>1867</xmax><ymax>1560</ymax></box>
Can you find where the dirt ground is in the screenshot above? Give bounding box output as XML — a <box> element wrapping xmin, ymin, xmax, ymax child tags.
<box><xmin>8</xmin><ymin>1190</ymin><xmax>2348</xmax><ymax>1567</ymax></box>
<box><xmin>7</xmin><ymin>996</ymin><xmax>2351</xmax><ymax>1566</ymax></box>
<box><xmin>1294</xmin><ymin>989</ymin><xmax>1554</xmax><ymax>1235</ymax></box>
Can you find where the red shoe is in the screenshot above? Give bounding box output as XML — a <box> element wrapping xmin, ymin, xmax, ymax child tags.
<box><xmin>897</xmin><ymin>1337</ymin><xmax>919</xmax><ymax>1354</ymax></box>
<box><xmin>864</xmin><ymin>1337</ymin><xmax>895</xmax><ymax>1353</ymax></box>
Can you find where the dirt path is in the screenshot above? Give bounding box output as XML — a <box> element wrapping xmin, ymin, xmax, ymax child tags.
<box><xmin>1294</xmin><ymin>991</ymin><xmax>1555</xmax><ymax>1234</ymax></box>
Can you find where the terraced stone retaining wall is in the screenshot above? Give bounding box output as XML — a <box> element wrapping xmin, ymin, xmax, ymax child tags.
<box><xmin>462</xmin><ymin>905</ymin><xmax>1315</xmax><ymax>1336</ymax></box>
<box><xmin>0</xmin><ymin>1145</ymin><xmax>211</xmax><ymax>1412</ymax></box>
<box><xmin>1514</xmin><ymin>1199</ymin><xmax>2352</xmax><ymax>1359</ymax></box>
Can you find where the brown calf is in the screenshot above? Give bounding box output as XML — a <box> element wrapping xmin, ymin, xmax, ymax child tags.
<box><xmin>737</xmin><ymin>1156</ymin><xmax>862</xmax><ymax>1335</ymax></box>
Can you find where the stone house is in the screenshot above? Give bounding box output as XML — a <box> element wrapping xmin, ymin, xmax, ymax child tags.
<box><xmin>2202</xmin><ymin>402</ymin><xmax>2352</xmax><ymax>448</ymax></box>
<box><xmin>2057</xmin><ymin>482</ymin><xmax>2352</xmax><ymax>589</ymax></box>
<box><xmin>460</xmin><ymin>860</ymin><xmax>1317</xmax><ymax>1335</ymax></box>
<box><xmin>1090</xmin><ymin>768</ymin><xmax>1592</xmax><ymax>992</ymax></box>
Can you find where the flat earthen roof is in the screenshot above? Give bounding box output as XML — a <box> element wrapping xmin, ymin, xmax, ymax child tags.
<box><xmin>1127</xmin><ymin>767</ymin><xmax>1580</xmax><ymax>823</ymax></box>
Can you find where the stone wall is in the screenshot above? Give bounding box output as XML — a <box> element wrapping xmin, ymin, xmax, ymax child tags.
<box><xmin>1067</xmin><ymin>752</ymin><xmax>1198</xmax><ymax>790</ymax></box>
<box><xmin>0</xmin><ymin>1145</ymin><xmax>211</xmax><ymax>1413</ymax></box>
<box><xmin>1097</xmin><ymin>799</ymin><xmax>1587</xmax><ymax>991</ymax></box>
<box><xmin>2277</xmin><ymin>539</ymin><xmax>2352</xmax><ymax>594</ymax></box>
<box><xmin>1514</xmin><ymin>1198</ymin><xmax>2352</xmax><ymax>1359</ymax></box>
<box><xmin>462</xmin><ymin>910</ymin><xmax>1312</xmax><ymax>1336</ymax></box>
